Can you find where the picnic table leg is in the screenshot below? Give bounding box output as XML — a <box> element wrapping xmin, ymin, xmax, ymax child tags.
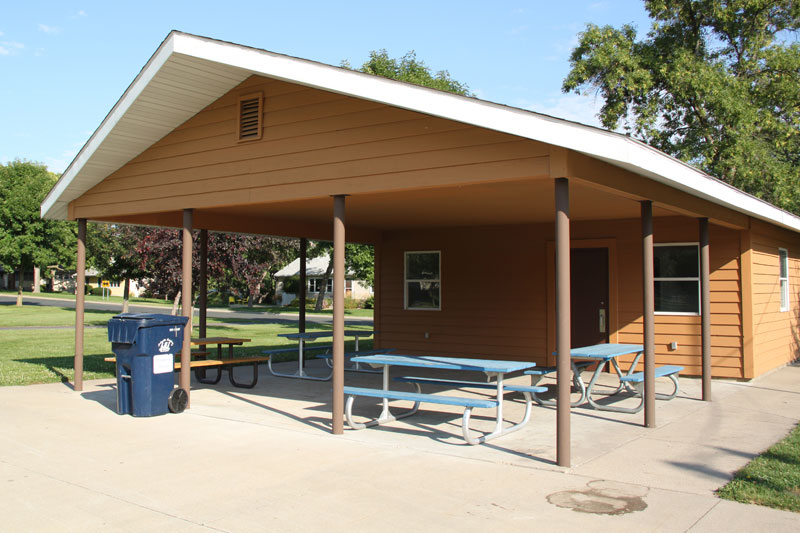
<box><xmin>493</xmin><ymin>373</ymin><xmax>505</xmax><ymax>434</ymax></box>
<box><xmin>297</xmin><ymin>338</ymin><xmax>306</xmax><ymax>377</ymax></box>
<box><xmin>352</xmin><ymin>335</ymin><xmax>362</xmax><ymax>371</ymax></box>
<box><xmin>378</xmin><ymin>364</ymin><xmax>392</xmax><ymax>421</ymax></box>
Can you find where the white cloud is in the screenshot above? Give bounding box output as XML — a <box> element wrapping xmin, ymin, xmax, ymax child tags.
<box><xmin>0</xmin><ymin>31</ymin><xmax>4</xmax><ymax>37</ymax></box>
<box><xmin>70</xmin><ymin>10</ymin><xmax>87</xmax><ymax>19</ymax></box>
<box><xmin>77</xmin><ymin>10</ymin><xmax>87</xmax><ymax>17</ymax></box>
<box><xmin>0</xmin><ymin>41</ymin><xmax>24</xmax><ymax>56</ymax></box>
<box><xmin>38</xmin><ymin>24</ymin><xmax>61</xmax><ymax>35</ymax></box>
<box><xmin>517</xmin><ymin>92</ymin><xmax>605</xmax><ymax>128</ymax></box>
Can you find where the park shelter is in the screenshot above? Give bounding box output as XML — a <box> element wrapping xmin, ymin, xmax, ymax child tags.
<box><xmin>41</xmin><ymin>31</ymin><xmax>800</xmax><ymax>466</ymax></box>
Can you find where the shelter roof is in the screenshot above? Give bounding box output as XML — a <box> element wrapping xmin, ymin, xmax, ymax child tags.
<box><xmin>41</xmin><ymin>31</ymin><xmax>800</xmax><ymax>233</ymax></box>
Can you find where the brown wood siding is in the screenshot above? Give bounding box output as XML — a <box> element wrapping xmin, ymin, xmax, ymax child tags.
<box><xmin>749</xmin><ymin>219</ymin><xmax>800</xmax><ymax>375</ymax></box>
<box><xmin>379</xmin><ymin>217</ymin><xmax>743</xmax><ymax>377</ymax></box>
<box><xmin>72</xmin><ymin>75</ymin><xmax>550</xmax><ymax>218</ymax></box>
<box><xmin>379</xmin><ymin>225</ymin><xmax>549</xmax><ymax>362</ymax></box>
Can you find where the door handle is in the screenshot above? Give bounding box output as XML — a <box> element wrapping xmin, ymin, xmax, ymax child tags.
<box><xmin>599</xmin><ymin>308</ymin><xmax>607</xmax><ymax>333</ymax></box>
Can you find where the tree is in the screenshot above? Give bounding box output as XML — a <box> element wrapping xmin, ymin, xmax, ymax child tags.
<box><xmin>87</xmin><ymin>223</ymin><xmax>148</xmax><ymax>312</ymax></box>
<box><xmin>344</xmin><ymin>50</ymin><xmax>472</xmax><ymax>96</ymax></box>
<box><xmin>136</xmin><ymin>229</ymin><xmax>297</xmax><ymax>310</ymax></box>
<box><xmin>0</xmin><ymin>161</ymin><xmax>75</xmax><ymax>305</ymax></box>
<box><xmin>562</xmin><ymin>1</ymin><xmax>800</xmax><ymax>212</ymax></box>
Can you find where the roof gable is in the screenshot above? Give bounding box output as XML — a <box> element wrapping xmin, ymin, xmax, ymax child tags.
<box><xmin>42</xmin><ymin>31</ymin><xmax>800</xmax><ymax>234</ymax></box>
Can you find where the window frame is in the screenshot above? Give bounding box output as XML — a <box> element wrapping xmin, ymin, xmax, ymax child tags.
<box><xmin>779</xmin><ymin>248</ymin><xmax>789</xmax><ymax>312</ymax></box>
<box><xmin>404</xmin><ymin>250</ymin><xmax>441</xmax><ymax>311</ymax></box>
<box><xmin>654</xmin><ymin>242</ymin><xmax>701</xmax><ymax>316</ymax></box>
<box><xmin>307</xmin><ymin>278</ymin><xmax>333</xmax><ymax>294</ymax></box>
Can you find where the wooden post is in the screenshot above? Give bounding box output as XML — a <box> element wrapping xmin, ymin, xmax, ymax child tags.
<box><xmin>373</xmin><ymin>240</ymin><xmax>381</xmax><ymax>350</ymax></box>
<box><xmin>299</xmin><ymin>237</ymin><xmax>307</xmax><ymax>334</ymax></box>
<box><xmin>641</xmin><ymin>201</ymin><xmax>656</xmax><ymax>427</ymax></box>
<box><xmin>699</xmin><ymin>218</ymin><xmax>711</xmax><ymax>401</ymax></box>
<box><xmin>332</xmin><ymin>196</ymin><xmax>346</xmax><ymax>434</ymax></box>
<box><xmin>199</xmin><ymin>229</ymin><xmax>208</xmax><ymax>339</ymax></box>
<box><xmin>74</xmin><ymin>218</ymin><xmax>87</xmax><ymax>392</ymax></box>
<box><xmin>181</xmin><ymin>209</ymin><xmax>193</xmax><ymax>405</ymax></box>
<box><xmin>555</xmin><ymin>178</ymin><xmax>571</xmax><ymax>467</ymax></box>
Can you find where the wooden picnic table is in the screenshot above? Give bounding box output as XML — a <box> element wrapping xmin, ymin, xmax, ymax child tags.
<box><xmin>190</xmin><ymin>337</ymin><xmax>251</xmax><ymax>359</ymax></box>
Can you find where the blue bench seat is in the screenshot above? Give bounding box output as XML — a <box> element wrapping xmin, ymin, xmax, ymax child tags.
<box><xmin>343</xmin><ymin>386</ymin><xmax>497</xmax><ymax>409</ymax></box>
<box><xmin>343</xmin><ymin>385</ymin><xmax>500</xmax><ymax>445</ymax></box>
<box><xmin>393</xmin><ymin>376</ymin><xmax>546</xmax><ymax>395</ymax></box>
<box><xmin>619</xmin><ymin>365</ymin><xmax>683</xmax><ymax>384</ymax></box>
<box><xmin>261</xmin><ymin>344</ymin><xmax>332</xmax><ymax>356</ymax></box>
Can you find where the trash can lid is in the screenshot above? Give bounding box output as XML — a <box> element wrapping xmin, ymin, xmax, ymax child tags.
<box><xmin>108</xmin><ymin>313</ymin><xmax>188</xmax><ymax>344</ymax></box>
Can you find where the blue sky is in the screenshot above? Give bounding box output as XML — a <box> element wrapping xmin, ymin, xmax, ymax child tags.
<box><xmin>0</xmin><ymin>1</ymin><xmax>652</xmax><ymax>174</ymax></box>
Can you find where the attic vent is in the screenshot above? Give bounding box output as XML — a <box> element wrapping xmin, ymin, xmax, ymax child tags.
<box><xmin>237</xmin><ymin>93</ymin><xmax>263</xmax><ymax>141</ymax></box>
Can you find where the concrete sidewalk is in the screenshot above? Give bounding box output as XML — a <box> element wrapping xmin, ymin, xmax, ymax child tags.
<box><xmin>1</xmin><ymin>361</ymin><xmax>799</xmax><ymax>531</ymax></box>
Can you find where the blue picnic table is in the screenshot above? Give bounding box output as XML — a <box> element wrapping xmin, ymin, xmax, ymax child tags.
<box><xmin>346</xmin><ymin>354</ymin><xmax>541</xmax><ymax>444</ymax></box>
<box><xmin>268</xmin><ymin>330</ymin><xmax>377</xmax><ymax>380</ymax></box>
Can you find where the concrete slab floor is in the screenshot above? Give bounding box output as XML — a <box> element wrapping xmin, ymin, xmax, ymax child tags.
<box><xmin>1</xmin><ymin>359</ymin><xmax>799</xmax><ymax>531</ymax></box>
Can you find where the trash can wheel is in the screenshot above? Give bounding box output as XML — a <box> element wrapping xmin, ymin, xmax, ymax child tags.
<box><xmin>168</xmin><ymin>388</ymin><xmax>188</xmax><ymax>413</ymax></box>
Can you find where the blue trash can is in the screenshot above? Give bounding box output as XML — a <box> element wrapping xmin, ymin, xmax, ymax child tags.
<box><xmin>108</xmin><ymin>313</ymin><xmax>189</xmax><ymax>416</ymax></box>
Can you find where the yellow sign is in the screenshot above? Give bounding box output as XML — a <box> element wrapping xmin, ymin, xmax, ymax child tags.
<box><xmin>101</xmin><ymin>280</ymin><xmax>110</xmax><ymax>288</ymax></box>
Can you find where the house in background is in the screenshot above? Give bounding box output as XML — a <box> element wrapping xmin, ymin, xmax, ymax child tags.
<box><xmin>274</xmin><ymin>253</ymin><xmax>372</xmax><ymax>306</ymax></box>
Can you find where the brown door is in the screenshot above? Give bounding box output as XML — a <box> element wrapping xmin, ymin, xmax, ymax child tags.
<box><xmin>570</xmin><ymin>248</ymin><xmax>609</xmax><ymax>348</ymax></box>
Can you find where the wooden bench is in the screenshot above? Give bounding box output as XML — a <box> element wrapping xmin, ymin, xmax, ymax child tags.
<box><xmin>343</xmin><ymin>385</ymin><xmax>498</xmax><ymax>444</ymax></box>
<box><xmin>619</xmin><ymin>365</ymin><xmax>683</xmax><ymax>401</ymax></box>
<box><xmin>104</xmin><ymin>353</ymin><xmax>269</xmax><ymax>389</ymax></box>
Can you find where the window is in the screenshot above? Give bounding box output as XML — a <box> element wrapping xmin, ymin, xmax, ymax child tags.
<box><xmin>654</xmin><ymin>244</ymin><xmax>699</xmax><ymax>314</ymax></box>
<box><xmin>308</xmin><ymin>278</ymin><xmax>333</xmax><ymax>294</ymax></box>
<box><xmin>780</xmin><ymin>248</ymin><xmax>789</xmax><ymax>312</ymax></box>
<box><xmin>405</xmin><ymin>251</ymin><xmax>440</xmax><ymax>310</ymax></box>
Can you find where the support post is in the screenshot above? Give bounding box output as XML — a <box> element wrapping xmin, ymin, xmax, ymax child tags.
<box><xmin>641</xmin><ymin>201</ymin><xmax>656</xmax><ymax>427</ymax></box>
<box><xmin>181</xmin><ymin>209</ymin><xmax>193</xmax><ymax>406</ymax></box>
<box><xmin>199</xmin><ymin>229</ymin><xmax>208</xmax><ymax>339</ymax></box>
<box><xmin>332</xmin><ymin>196</ymin><xmax>346</xmax><ymax>434</ymax></box>
<box><xmin>699</xmin><ymin>218</ymin><xmax>711</xmax><ymax>401</ymax></box>
<box><xmin>299</xmin><ymin>237</ymin><xmax>307</xmax><ymax>334</ymax></box>
<box><xmin>373</xmin><ymin>240</ymin><xmax>381</xmax><ymax>350</ymax></box>
<box><xmin>555</xmin><ymin>178</ymin><xmax>571</xmax><ymax>467</ymax></box>
<box><xmin>74</xmin><ymin>218</ymin><xmax>87</xmax><ymax>392</ymax></box>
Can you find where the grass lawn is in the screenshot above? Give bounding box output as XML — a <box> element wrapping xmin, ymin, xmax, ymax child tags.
<box><xmin>0</xmin><ymin>304</ymin><xmax>371</xmax><ymax>387</ymax></box>
<box><xmin>717</xmin><ymin>424</ymin><xmax>800</xmax><ymax>512</ymax></box>
<box><xmin>0</xmin><ymin>290</ymin><xmax>374</xmax><ymax>317</ymax></box>
<box><xmin>0</xmin><ymin>289</ymin><xmax>172</xmax><ymax>307</ymax></box>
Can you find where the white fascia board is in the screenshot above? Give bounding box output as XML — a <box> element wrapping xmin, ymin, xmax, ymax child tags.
<box><xmin>40</xmin><ymin>34</ymin><xmax>178</xmax><ymax>219</ymax></box>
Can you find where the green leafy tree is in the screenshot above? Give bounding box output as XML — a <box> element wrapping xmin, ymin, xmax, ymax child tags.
<box><xmin>87</xmin><ymin>223</ymin><xmax>148</xmax><ymax>312</ymax></box>
<box><xmin>563</xmin><ymin>0</ymin><xmax>800</xmax><ymax>212</ymax></box>
<box><xmin>344</xmin><ymin>50</ymin><xmax>472</xmax><ymax>96</ymax></box>
<box><xmin>0</xmin><ymin>160</ymin><xmax>75</xmax><ymax>305</ymax></box>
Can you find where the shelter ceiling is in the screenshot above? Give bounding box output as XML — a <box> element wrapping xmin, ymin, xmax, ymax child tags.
<box><xmin>193</xmin><ymin>178</ymin><xmax>677</xmax><ymax>234</ymax></box>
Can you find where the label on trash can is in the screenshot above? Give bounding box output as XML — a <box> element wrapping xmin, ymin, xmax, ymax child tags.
<box><xmin>153</xmin><ymin>353</ymin><xmax>173</xmax><ymax>374</ymax></box>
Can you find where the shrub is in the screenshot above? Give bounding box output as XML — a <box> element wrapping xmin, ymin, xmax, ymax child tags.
<box><xmin>363</xmin><ymin>295</ymin><xmax>374</xmax><ymax>309</ymax></box>
<box><xmin>281</xmin><ymin>276</ymin><xmax>301</xmax><ymax>294</ymax></box>
<box><xmin>90</xmin><ymin>287</ymin><xmax>105</xmax><ymax>296</ymax></box>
